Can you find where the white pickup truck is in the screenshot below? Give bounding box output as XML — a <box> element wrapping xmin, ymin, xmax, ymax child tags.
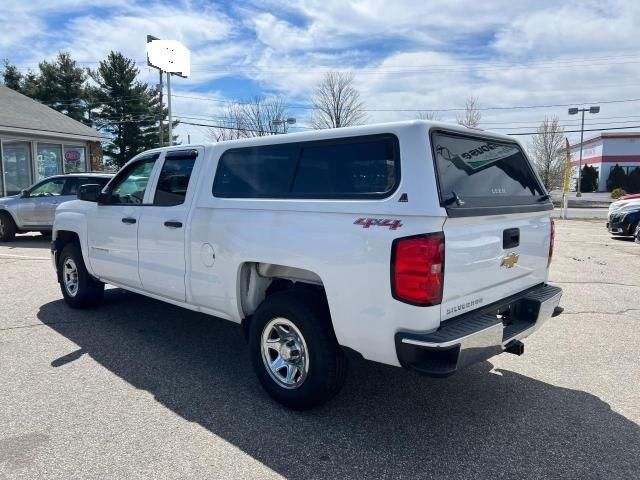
<box><xmin>52</xmin><ymin>121</ymin><xmax>563</xmax><ymax>409</ymax></box>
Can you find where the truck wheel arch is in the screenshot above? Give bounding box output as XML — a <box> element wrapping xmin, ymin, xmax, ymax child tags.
<box><xmin>238</xmin><ymin>262</ymin><xmax>330</xmax><ymax>337</ymax></box>
<box><xmin>52</xmin><ymin>230</ymin><xmax>81</xmax><ymax>269</ymax></box>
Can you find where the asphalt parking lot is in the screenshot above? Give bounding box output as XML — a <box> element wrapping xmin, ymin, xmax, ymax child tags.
<box><xmin>1</xmin><ymin>220</ymin><xmax>639</xmax><ymax>479</ymax></box>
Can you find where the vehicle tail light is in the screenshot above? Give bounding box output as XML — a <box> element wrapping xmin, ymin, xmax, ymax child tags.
<box><xmin>391</xmin><ymin>233</ymin><xmax>445</xmax><ymax>306</ymax></box>
<box><xmin>548</xmin><ymin>219</ymin><xmax>555</xmax><ymax>267</ymax></box>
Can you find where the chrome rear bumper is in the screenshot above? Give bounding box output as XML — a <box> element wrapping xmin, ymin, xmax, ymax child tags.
<box><xmin>395</xmin><ymin>284</ymin><xmax>563</xmax><ymax>377</ymax></box>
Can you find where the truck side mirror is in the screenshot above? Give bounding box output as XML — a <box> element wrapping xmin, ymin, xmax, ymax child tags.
<box><xmin>77</xmin><ymin>184</ymin><xmax>103</xmax><ymax>202</ymax></box>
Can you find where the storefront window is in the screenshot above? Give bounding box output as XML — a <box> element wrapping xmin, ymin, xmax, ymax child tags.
<box><xmin>63</xmin><ymin>146</ymin><xmax>87</xmax><ymax>173</ymax></box>
<box><xmin>36</xmin><ymin>143</ymin><xmax>62</xmax><ymax>182</ymax></box>
<box><xmin>2</xmin><ymin>141</ymin><xmax>32</xmax><ymax>196</ymax></box>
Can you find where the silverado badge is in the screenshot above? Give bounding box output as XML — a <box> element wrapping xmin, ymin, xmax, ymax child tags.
<box><xmin>501</xmin><ymin>253</ymin><xmax>519</xmax><ymax>269</ymax></box>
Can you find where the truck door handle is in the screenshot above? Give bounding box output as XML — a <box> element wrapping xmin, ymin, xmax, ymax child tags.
<box><xmin>164</xmin><ymin>220</ymin><xmax>182</xmax><ymax>228</ymax></box>
<box><xmin>121</xmin><ymin>217</ymin><xmax>136</xmax><ymax>224</ymax></box>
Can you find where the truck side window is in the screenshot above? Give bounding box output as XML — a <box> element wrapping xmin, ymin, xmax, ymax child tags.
<box><xmin>212</xmin><ymin>134</ymin><xmax>399</xmax><ymax>199</ymax></box>
<box><xmin>291</xmin><ymin>137</ymin><xmax>397</xmax><ymax>196</ymax></box>
<box><xmin>154</xmin><ymin>156</ymin><xmax>196</xmax><ymax>206</ymax></box>
<box><xmin>109</xmin><ymin>158</ymin><xmax>156</xmax><ymax>205</ymax></box>
<box><xmin>213</xmin><ymin>144</ymin><xmax>298</xmax><ymax>197</ymax></box>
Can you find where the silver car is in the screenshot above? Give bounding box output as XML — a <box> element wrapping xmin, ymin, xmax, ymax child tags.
<box><xmin>0</xmin><ymin>173</ymin><xmax>113</xmax><ymax>241</ymax></box>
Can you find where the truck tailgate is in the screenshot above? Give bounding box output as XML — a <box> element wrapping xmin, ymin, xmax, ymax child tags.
<box><xmin>441</xmin><ymin>212</ymin><xmax>551</xmax><ymax>320</ymax></box>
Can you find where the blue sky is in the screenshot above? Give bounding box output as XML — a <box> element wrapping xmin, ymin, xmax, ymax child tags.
<box><xmin>3</xmin><ymin>0</ymin><xmax>640</xmax><ymax>144</ymax></box>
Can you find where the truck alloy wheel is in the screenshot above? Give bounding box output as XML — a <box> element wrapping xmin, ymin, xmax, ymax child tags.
<box><xmin>57</xmin><ymin>243</ymin><xmax>104</xmax><ymax>308</ymax></box>
<box><xmin>62</xmin><ymin>257</ymin><xmax>80</xmax><ymax>297</ymax></box>
<box><xmin>261</xmin><ymin>317</ymin><xmax>309</xmax><ymax>389</ymax></box>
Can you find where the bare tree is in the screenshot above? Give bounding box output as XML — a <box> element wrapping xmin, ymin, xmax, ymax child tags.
<box><xmin>528</xmin><ymin>116</ymin><xmax>565</xmax><ymax>190</ymax></box>
<box><xmin>456</xmin><ymin>96</ymin><xmax>481</xmax><ymax>127</ymax></box>
<box><xmin>417</xmin><ymin>111</ymin><xmax>441</xmax><ymax>121</ymax></box>
<box><xmin>311</xmin><ymin>71</ymin><xmax>366</xmax><ymax>129</ymax></box>
<box><xmin>208</xmin><ymin>96</ymin><xmax>290</xmax><ymax>141</ymax></box>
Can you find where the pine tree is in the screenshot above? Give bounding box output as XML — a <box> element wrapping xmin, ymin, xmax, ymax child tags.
<box><xmin>580</xmin><ymin>165</ymin><xmax>599</xmax><ymax>192</ymax></box>
<box><xmin>90</xmin><ymin>52</ymin><xmax>177</xmax><ymax>168</ymax></box>
<box><xmin>37</xmin><ymin>52</ymin><xmax>88</xmax><ymax>123</ymax></box>
<box><xmin>1</xmin><ymin>59</ymin><xmax>23</xmax><ymax>91</ymax></box>
<box><xmin>627</xmin><ymin>167</ymin><xmax>640</xmax><ymax>194</ymax></box>
<box><xmin>606</xmin><ymin>164</ymin><xmax>627</xmax><ymax>192</ymax></box>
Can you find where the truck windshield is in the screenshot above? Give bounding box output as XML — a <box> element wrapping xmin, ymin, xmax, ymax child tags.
<box><xmin>432</xmin><ymin>131</ymin><xmax>545</xmax><ymax>209</ymax></box>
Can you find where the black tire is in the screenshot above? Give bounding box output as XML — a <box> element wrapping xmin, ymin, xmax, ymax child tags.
<box><xmin>57</xmin><ymin>243</ymin><xmax>104</xmax><ymax>308</ymax></box>
<box><xmin>0</xmin><ymin>212</ymin><xmax>17</xmax><ymax>242</ymax></box>
<box><xmin>249</xmin><ymin>289</ymin><xmax>348</xmax><ymax>410</ymax></box>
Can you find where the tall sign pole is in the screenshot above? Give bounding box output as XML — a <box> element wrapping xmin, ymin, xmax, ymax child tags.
<box><xmin>166</xmin><ymin>72</ymin><xmax>173</xmax><ymax>146</ymax></box>
<box><xmin>147</xmin><ymin>35</ymin><xmax>163</xmax><ymax>147</ymax></box>
<box><xmin>146</xmin><ymin>35</ymin><xmax>190</xmax><ymax>148</ymax></box>
<box><xmin>158</xmin><ymin>70</ymin><xmax>164</xmax><ymax>146</ymax></box>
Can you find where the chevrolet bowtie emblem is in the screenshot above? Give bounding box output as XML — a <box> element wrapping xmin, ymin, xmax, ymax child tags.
<box><xmin>501</xmin><ymin>253</ymin><xmax>520</xmax><ymax>269</ymax></box>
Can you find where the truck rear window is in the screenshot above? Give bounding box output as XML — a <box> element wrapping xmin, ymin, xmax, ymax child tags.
<box><xmin>431</xmin><ymin>131</ymin><xmax>546</xmax><ymax>210</ymax></box>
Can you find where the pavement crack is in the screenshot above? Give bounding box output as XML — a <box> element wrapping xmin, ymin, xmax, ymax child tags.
<box><xmin>0</xmin><ymin>320</ymin><xmax>87</xmax><ymax>331</ymax></box>
<box><xmin>562</xmin><ymin>308</ymin><xmax>640</xmax><ymax>316</ymax></box>
<box><xmin>551</xmin><ymin>280</ymin><xmax>640</xmax><ymax>288</ymax></box>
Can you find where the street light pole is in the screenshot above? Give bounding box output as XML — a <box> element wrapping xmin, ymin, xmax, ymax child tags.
<box><xmin>269</xmin><ymin>117</ymin><xmax>296</xmax><ymax>135</ymax></box>
<box><xmin>577</xmin><ymin>109</ymin><xmax>585</xmax><ymax>197</ymax></box>
<box><xmin>568</xmin><ymin>105</ymin><xmax>600</xmax><ymax>196</ymax></box>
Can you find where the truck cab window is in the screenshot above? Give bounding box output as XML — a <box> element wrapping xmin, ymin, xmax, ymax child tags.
<box><xmin>109</xmin><ymin>158</ymin><xmax>156</xmax><ymax>205</ymax></box>
<box><xmin>154</xmin><ymin>156</ymin><xmax>196</xmax><ymax>206</ymax></box>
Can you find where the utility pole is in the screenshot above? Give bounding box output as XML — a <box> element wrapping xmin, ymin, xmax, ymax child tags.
<box><xmin>568</xmin><ymin>105</ymin><xmax>600</xmax><ymax>196</ymax></box>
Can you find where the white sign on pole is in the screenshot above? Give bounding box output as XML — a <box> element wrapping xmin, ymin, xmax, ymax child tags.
<box><xmin>146</xmin><ymin>39</ymin><xmax>191</xmax><ymax>78</ymax></box>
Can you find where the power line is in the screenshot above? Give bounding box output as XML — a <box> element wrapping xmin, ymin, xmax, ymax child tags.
<box><xmin>12</xmin><ymin>53</ymin><xmax>640</xmax><ymax>74</ymax></box>
<box><xmin>506</xmin><ymin>125</ymin><xmax>640</xmax><ymax>136</ymax></box>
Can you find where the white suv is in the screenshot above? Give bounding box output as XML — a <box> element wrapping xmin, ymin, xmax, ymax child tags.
<box><xmin>52</xmin><ymin>121</ymin><xmax>562</xmax><ymax>409</ymax></box>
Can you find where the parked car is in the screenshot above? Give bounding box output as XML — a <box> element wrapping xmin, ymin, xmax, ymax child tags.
<box><xmin>608</xmin><ymin>197</ymin><xmax>640</xmax><ymax>215</ymax></box>
<box><xmin>607</xmin><ymin>200</ymin><xmax>640</xmax><ymax>236</ymax></box>
<box><xmin>51</xmin><ymin>121</ymin><xmax>562</xmax><ymax>409</ymax></box>
<box><xmin>0</xmin><ymin>173</ymin><xmax>113</xmax><ymax>241</ymax></box>
<box><xmin>620</xmin><ymin>193</ymin><xmax>640</xmax><ymax>201</ymax></box>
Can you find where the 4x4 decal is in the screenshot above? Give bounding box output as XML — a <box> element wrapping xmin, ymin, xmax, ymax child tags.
<box><xmin>354</xmin><ymin>218</ymin><xmax>403</xmax><ymax>230</ymax></box>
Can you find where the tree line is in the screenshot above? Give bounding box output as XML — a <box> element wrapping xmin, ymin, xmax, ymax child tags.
<box><xmin>2</xmin><ymin>52</ymin><xmax>174</xmax><ymax>167</ymax></box>
<box><xmin>2</xmin><ymin>51</ymin><xmax>577</xmax><ymax>189</ymax></box>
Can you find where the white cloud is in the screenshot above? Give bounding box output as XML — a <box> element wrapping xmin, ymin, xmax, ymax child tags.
<box><xmin>5</xmin><ymin>0</ymin><xmax>640</xmax><ymax>147</ymax></box>
<box><xmin>492</xmin><ymin>1</ymin><xmax>640</xmax><ymax>57</ymax></box>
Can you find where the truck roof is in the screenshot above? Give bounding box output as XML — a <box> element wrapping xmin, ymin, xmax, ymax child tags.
<box><xmin>145</xmin><ymin>120</ymin><xmax>520</xmax><ymax>155</ymax></box>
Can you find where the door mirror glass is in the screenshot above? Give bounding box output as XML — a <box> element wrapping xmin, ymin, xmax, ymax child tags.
<box><xmin>20</xmin><ymin>189</ymin><xmax>29</xmax><ymax>198</ymax></box>
<box><xmin>77</xmin><ymin>184</ymin><xmax>103</xmax><ymax>202</ymax></box>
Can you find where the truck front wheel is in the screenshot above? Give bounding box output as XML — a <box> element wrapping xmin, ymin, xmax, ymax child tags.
<box><xmin>58</xmin><ymin>243</ymin><xmax>104</xmax><ymax>308</ymax></box>
<box><xmin>249</xmin><ymin>289</ymin><xmax>348</xmax><ymax>410</ymax></box>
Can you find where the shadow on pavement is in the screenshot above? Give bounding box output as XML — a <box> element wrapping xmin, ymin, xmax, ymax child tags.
<box><xmin>0</xmin><ymin>234</ymin><xmax>50</xmax><ymax>249</ymax></box>
<box><xmin>38</xmin><ymin>291</ymin><xmax>640</xmax><ymax>478</ymax></box>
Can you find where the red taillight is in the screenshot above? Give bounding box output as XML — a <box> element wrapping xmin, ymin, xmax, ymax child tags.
<box><xmin>548</xmin><ymin>219</ymin><xmax>555</xmax><ymax>267</ymax></box>
<box><xmin>391</xmin><ymin>233</ymin><xmax>445</xmax><ymax>306</ymax></box>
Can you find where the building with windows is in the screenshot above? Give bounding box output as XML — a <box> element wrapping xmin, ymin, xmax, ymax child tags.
<box><xmin>0</xmin><ymin>85</ymin><xmax>107</xmax><ymax>197</ymax></box>
<box><xmin>569</xmin><ymin>132</ymin><xmax>640</xmax><ymax>192</ymax></box>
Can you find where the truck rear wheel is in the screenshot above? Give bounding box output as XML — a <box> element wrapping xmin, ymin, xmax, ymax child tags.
<box><xmin>58</xmin><ymin>243</ymin><xmax>104</xmax><ymax>308</ymax></box>
<box><xmin>249</xmin><ymin>289</ymin><xmax>348</xmax><ymax>410</ymax></box>
<box><xmin>0</xmin><ymin>212</ymin><xmax>16</xmax><ymax>242</ymax></box>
